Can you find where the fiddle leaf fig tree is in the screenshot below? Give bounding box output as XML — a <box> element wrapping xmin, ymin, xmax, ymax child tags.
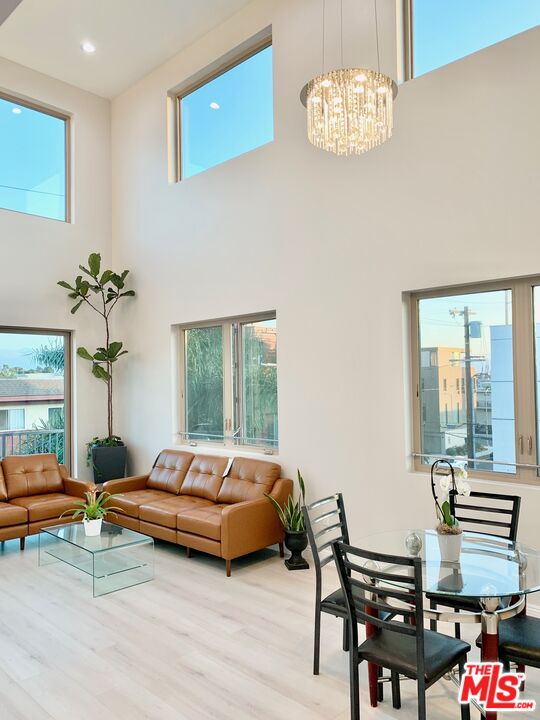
<box><xmin>58</xmin><ymin>253</ymin><xmax>135</xmax><ymax>441</ymax></box>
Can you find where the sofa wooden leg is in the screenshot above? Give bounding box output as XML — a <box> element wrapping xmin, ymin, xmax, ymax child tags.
<box><xmin>186</xmin><ymin>547</ymin><xmax>192</xmax><ymax>558</ymax></box>
<box><xmin>226</xmin><ymin>559</ymin><xmax>231</xmax><ymax>577</ymax></box>
<box><xmin>20</xmin><ymin>537</ymin><xmax>25</xmax><ymax>551</ymax></box>
<box><xmin>278</xmin><ymin>541</ymin><xmax>284</xmax><ymax>558</ymax></box>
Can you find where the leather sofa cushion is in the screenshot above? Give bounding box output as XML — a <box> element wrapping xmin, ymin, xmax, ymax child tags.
<box><xmin>217</xmin><ymin>457</ymin><xmax>280</xmax><ymax>504</ymax></box>
<box><xmin>180</xmin><ymin>455</ymin><xmax>228</xmax><ymax>501</ymax></box>
<box><xmin>2</xmin><ymin>454</ymin><xmax>64</xmax><ymax>499</ymax></box>
<box><xmin>140</xmin><ymin>496</ymin><xmax>212</xmax><ymax>529</ymax></box>
<box><xmin>10</xmin><ymin>493</ymin><xmax>79</xmax><ymax>522</ymax></box>
<box><xmin>146</xmin><ymin>450</ymin><xmax>194</xmax><ymax>494</ymax></box>
<box><xmin>112</xmin><ymin>489</ymin><xmax>173</xmax><ymax>519</ymax></box>
<box><xmin>0</xmin><ymin>501</ymin><xmax>27</xmax><ymax>527</ymax></box>
<box><xmin>0</xmin><ymin>464</ymin><xmax>7</xmax><ymax>502</ymax></box>
<box><xmin>176</xmin><ymin>504</ymin><xmax>226</xmax><ymax>541</ymax></box>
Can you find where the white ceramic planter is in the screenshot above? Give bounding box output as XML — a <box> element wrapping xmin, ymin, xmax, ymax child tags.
<box><xmin>83</xmin><ymin>517</ymin><xmax>102</xmax><ymax>537</ymax></box>
<box><xmin>437</xmin><ymin>531</ymin><xmax>462</xmax><ymax>563</ymax></box>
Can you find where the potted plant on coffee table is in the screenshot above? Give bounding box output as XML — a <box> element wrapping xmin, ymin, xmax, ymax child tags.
<box><xmin>265</xmin><ymin>470</ymin><xmax>309</xmax><ymax>570</ymax></box>
<box><xmin>61</xmin><ymin>489</ymin><xmax>124</xmax><ymax>536</ymax></box>
<box><xmin>430</xmin><ymin>459</ymin><xmax>471</xmax><ymax>563</ymax></box>
<box><xmin>58</xmin><ymin>253</ymin><xmax>135</xmax><ymax>483</ymax></box>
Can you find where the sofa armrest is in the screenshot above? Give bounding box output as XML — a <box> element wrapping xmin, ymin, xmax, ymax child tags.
<box><xmin>103</xmin><ymin>475</ymin><xmax>149</xmax><ymax>493</ymax></box>
<box><xmin>221</xmin><ymin>496</ymin><xmax>285</xmax><ymax>560</ymax></box>
<box><xmin>63</xmin><ymin>477</ymin><xmax>95</xmax><ymax>498</ymax></box>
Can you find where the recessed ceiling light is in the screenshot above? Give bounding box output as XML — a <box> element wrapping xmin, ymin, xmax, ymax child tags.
<box><xmin>11</xmin><ymin>107</ymin><xmax>22</xmax><ymax>114</ymax></box>
<box><xmin>81</xmin><ymin>41</ymin><xmax>96</xmax><ymax>54</ymax></box>
<box><xmin>209</xmin><ymin>102</ymin><xmax>220</xmax><ymax>110</ymax></box>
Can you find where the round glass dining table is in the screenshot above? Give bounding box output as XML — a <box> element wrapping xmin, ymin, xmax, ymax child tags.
<box><xmin>357</xmin><ymin>529</ymin><xmax>540</xmax><ymax>720</ymax></box>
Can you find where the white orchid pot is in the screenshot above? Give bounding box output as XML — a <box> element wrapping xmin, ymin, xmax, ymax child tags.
<box><xmin>83</xmin><ymin>517</ymin><xmax>102</xmax><ymax>537</ymax></box>
<box><xmin>437</xmin><ymin>531</ymin><xmax>462</xmax><ymax>563</ymax></box>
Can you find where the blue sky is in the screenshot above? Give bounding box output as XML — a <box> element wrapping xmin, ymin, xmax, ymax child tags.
<box><xmin>0</xmin><ymin>333</ymin><xmax>64</xmax><ymax>370</ymax></box>
<box><xmin>181</xmin><ymin>45</ymin><xmax>273</xmax><ymax>179</ymax></box>
<box><xmin>414</xmin><ymin>0</ymin><xmax>540</xmax><ymax>76</ymax></box>
<box><xmin>0</xmin><ymin>97</ymin><xmax>66</xmax><ymax>220</ymax></box>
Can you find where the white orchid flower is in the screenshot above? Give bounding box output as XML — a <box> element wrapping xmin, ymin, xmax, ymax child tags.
<box><xmin>457</xmin><ymin>479</ymin><xmax>471</xmax><ymax>496</ymax></box>
<box><xmin>439</xmin><ymin>476</ymin><xmax>451</xmax><ymax>492</ymax></box>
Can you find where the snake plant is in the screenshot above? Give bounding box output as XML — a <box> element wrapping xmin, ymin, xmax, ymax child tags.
<box><xmin>265</xmin><ymin>469</ymin><xmax>306</xmax><ymax>531</ymax></box>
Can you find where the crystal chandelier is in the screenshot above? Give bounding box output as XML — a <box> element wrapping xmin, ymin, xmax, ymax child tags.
<box><xmin>301</xmin><ymin>0</ymin><xmax>398</xmax><ymax>156</ymax></box>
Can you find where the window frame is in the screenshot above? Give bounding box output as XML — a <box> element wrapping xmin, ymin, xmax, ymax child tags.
<box><xmin>0</xmin><ymin>91</ymin><xmax>71</xmax><ymax>223</ymax></box>
<box><xmin>409</xmin><ymin>277</ymin><xmax>539</xmax><ymax>485</ymax></box>
<box><xmin>176</xmin><ymin>311</ymin><xmax>278</xmax><ymax>453</ymax></box>
<box><xmin>0</xmin><ymin>326</ymin><xmax>72</xmax><ymax>471</ymax></box>
<box><xmin>172</xmin><ymin>32</ymin><xmax>272</xmax><ymax>182</ymax></box>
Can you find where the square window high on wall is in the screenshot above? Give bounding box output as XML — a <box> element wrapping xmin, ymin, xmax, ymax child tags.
<box><xmin>174</xmin><ymin>32</ymin><xmax>273</xmax><ymax>180</ymax></box>
<box><xmin>404</xmin><ymin>0</ymin><xmax>540</xmax><ymax>79</ymax></box>
<box><xmin>0</xmin><ymin>93</ymin><xmax>70</xmax><ymax>221</ymax></box>
<box><xmin>176</xmin><ymin>314</ymin><xmax>278</xmax><ymax>452</ymax></box>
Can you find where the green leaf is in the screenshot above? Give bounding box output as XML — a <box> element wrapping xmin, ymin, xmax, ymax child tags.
<box><xmin>77</xmin><ymin>347</ymin><xmax>94</xmax><ymax>361</ymax></box>
<box><xmin>68</xmin><ymin>292</ymin><xmax>79</xmax><ymax>299</ymax></box>
<box><xmin>100</xmin><ymin>270</ymin><xmax>113</xmax><ymax>285</ymax></box>
<box><xmin>71</xmin><ymin>300</ymin><xmax>83</xmax><ymax>314</ymax></box>
<box><xmin>297</xmin><ymin>469</ymin><xmax>306</xmax><ymax>503</ymax></box>
<box><xmin>58</xmin><ymin>280</ymin><xmax>74</xmax><ymax>290</ymax></box>
<box><xmin>110</xmin><ymin>273</ymin><xmax>124</xmax><ymax>289</ymax></box>
<box><xmin>108</xmin><ymin>341</ymin><xmax>123</xmax><ymax>358</ymax></box>
<box><xmin>78</xmin><ymin>265</ymin><xmax>93</xmax><ymax>279</ymax></box>
<box><xmin>120</xmin><ymin>290</ymin><xmax>135</xmax><ymax>298</ymax></box>
<box><xmin>88</xmin><ymin>253</ymin><xmax>101</xmax><ymax>278</ymax></box>
<box><xmin>93</xmin><ymin>351</ymin><xmax>108</xmax><ymax>362</ymax></box>
<box><xmin>92</xmin><ymin>363</ymin><xmax>111</xmax><ymax>381</ymax></box>
<box><xmin>121</xmin><ymin>270</ymin><xmax>129</xmax><ymax>281</ymax></box>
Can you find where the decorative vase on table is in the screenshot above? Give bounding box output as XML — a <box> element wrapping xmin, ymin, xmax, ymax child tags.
<box><xmin>83</xmin><ymin>517</ymin><xmax>102</xmax><ymax>537</ymax></box>
<box><xmin>284</xmin><ymin>529</ymin><xmax>310</xmax><ymax>571</ymax></box>
<box><xmin>437</xmin><ymin>529</ymin><xmax>463</xmax><ymax>563</ymax></box>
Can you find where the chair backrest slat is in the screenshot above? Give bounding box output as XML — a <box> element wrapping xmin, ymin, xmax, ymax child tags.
<box><xmin>450</xmin><ymin>490</ymin><xmax>521</xmax><ymax>542</ymax></box>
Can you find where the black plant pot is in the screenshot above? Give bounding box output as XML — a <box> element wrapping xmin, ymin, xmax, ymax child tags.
<box><xmin>284</xmin><ymin>530</ymin><xmax>309</xmax><ymax>571</ymax></box>
<box><xmin>91</xmin><ymin>444</ymin><xmax>127</xmax><ymax>485</ymax></box>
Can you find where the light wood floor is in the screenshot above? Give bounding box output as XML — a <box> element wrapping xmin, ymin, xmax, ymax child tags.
<box><xmin>0</xmin><ymin>536</ymin><xmax>538</xmax><ymax>720</ymax></box>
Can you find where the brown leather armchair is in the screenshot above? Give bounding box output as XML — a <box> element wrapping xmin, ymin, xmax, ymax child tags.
<box><xmin>104</xmin><ymin>450</ymin><xmax>292</xmax><ymax>575</ymax></box>
<box><xmin>0</xmin><ymin>453</ymin><xmax>94</xmax><ymax>548</ymax></box>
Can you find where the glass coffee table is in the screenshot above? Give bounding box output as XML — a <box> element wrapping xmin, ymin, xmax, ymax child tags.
<box><xmin>38</xmin><ymin>521</ymin><xmax>154</xmax><ymax>597</ymax></box>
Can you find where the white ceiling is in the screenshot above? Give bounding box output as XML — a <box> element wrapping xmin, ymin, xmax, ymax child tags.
<box><xmin>0</xmin><ymin>0</ymin><xmax>254</xmax><ymax>98</ymax></box>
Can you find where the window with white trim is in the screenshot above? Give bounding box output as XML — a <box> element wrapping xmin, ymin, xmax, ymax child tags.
<box><xmin>411</xmin><ymin>278</ymin><xmax>540</xmax><ymax>482</ymax></box>
<box><xmin>177</xmin><ymin>314</ymin><xmax>278</xmax><ymax>451</ymax></box>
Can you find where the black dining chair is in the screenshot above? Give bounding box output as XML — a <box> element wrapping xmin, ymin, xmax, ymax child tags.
<box><xmin>429</xmin><ymin>490</ymin><xmax>521</xmax><ymax>637</ymax></box>
<box><xmin>302</xmin><ymin>494</ymin><xmax>353</xmax><ymax>675</ymax></box>
<box><xmin>333</xmin><ymin>541</ymin><xmax>471</xmax><ymax>720</ymax></box>
<box><xmin>476</xmin><ymin>612</ymin><xmax>540</xmax><ymax>683</ymax></box>
<box><xmin>303</xmin><ymin>494</ymin><xmax>398</xmax><ymax>704</ymax></box>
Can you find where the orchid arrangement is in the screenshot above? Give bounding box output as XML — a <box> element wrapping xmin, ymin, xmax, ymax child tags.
<box><xmin>430</xmin><ymin>459</ymin><xmax>471</xmax><ymax>534</ymax></box>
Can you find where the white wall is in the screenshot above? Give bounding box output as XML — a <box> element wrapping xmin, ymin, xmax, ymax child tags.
<box><xmin>0</xmin><ymin>58</ymin><xmax>111</xmax><ymax>477</ymax></box>
<box><xmin>111</xmin><ymin>0</ymin><xmax>540</xmax><ymax>545</ymax></box>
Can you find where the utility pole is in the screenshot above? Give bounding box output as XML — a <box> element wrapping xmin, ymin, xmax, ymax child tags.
<box><xmin>450</xmin><ymin>306</ymin><xmax>475</xmax><ymax>467</ymax></box>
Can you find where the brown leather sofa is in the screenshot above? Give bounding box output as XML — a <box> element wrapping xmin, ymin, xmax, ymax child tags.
<box><xmin>103</xmin><ymin>450</ymin><xmax>292</xmax><ymax>576</ymax></box>
<box><xmin>0</xmin><ymin>453</ymin><xmax>94</xmax><ymax>548</ymax></box>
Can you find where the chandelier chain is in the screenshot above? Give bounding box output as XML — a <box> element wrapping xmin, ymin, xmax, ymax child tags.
<box><xmin>322</xmin><ymin>0</ymin><xmax>326</xmax><ymax>74</ymax></box>
<box><xmin>340</xmin><ymin>0</ymin><xmax>343</xmax><ymax>67</ymax></box>
<box><xmin>374</xmin><ymin>0</ymin><xmax>381</xmax><ymax>73</ymax></box>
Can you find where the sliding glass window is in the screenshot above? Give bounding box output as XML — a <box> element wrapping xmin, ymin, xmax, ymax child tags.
<box><xmin>0</xmin><ymin>329</ymin><xmax>71</xmax><ymax>468</ymax></box>
<box><xmin>411</xmin><ymin>278</ymin><xmax>540</xmax><ymax>482</ymax></box>
<box><xmin>178</xmin><ymin>314</ymin><xmax>278</xmax><ymax>451</ymax></box>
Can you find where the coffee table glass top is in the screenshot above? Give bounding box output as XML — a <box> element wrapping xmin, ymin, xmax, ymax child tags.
<box><xmin>42</xmin><ymin>521</ymin><xmax>151</xmax><ymax>552</ymax></box>
<box><xmin>357</xmin><ymin>528</ymin><xmax>540</xmax><ymax>599</ymax></box>
<box><xmin>39</xmin><ymin>521</ymin><xmax>154</xmax><ymax>597</ymax></box>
